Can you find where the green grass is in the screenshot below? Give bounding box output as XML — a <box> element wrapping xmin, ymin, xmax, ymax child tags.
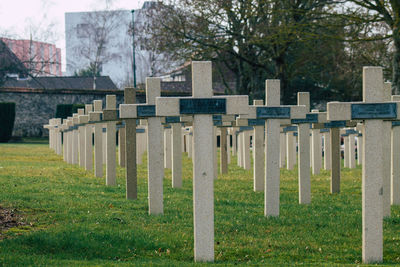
<box><xmin>0</xmin><ymin>143</ymin><xmax>399</xmax><ymax>266</ymax></box>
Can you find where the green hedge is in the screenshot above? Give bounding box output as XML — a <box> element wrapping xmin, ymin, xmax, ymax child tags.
<box><xmin>0</xmin><ymin>102</ymin><xmax>16</xmax><ymax>142</ymax></box>
<box><xmin>55</xmin><ymin>104</ymin><xmax>85</xmax><ymax>119</ymax></box>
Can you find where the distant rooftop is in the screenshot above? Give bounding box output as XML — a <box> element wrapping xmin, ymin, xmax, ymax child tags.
<box><xmin>2</xmin><ymin>76</ymin><xmax>118</xmax><ymax>90</ymax></box>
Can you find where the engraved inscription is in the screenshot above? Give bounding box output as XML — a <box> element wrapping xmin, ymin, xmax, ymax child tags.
<box><xmin>180</xmin><ymin>98</ymin><xmax>226</xmax><ymax>114</ymax></box>
<box><xmin>248</xmin><ymin>119</ymin><xmax>265</xmax><ymax>126</ymax></box>
<box><xmin>137</xmin><ymin>105</ymin><xmax>156</xmax><ymax>117</ymax></box>
<box><xmin>291</xmin><ymin>113</ymin><xmax>318</xmax><ymax>124</ymax></box>
<box><xmin>165</xmin><ymin>116</ymin><xmax>181</xmax><ymax>123</ymax></box>
<box><xmin>256</xmin><ymin>107</ymin><xmax>290</xmax><ymax>119</ymax></box>
<box><xmin>351</xmin><ymin>103</ymin><xmax>397</xmax><ymax>119</ymax></box>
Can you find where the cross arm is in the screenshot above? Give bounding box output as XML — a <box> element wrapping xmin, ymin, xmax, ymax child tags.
<box><xmin>155</xmin><ymin>95</ymin><xmax>249</xmax><ymax>117</ymax></box>
<box><xmin>120</xmin><ymin>103</ymin><xmax>157</xmax><ymax>119</ymax></box>
<box><xmin>239</xmin><ymin>105</ymin><xmax>307</xmax><ymax>120</ymax></box>
<box><xmin>327</xmin><ymin>101</ymin><xmax>400</xmax><ymax>121</ymax></box>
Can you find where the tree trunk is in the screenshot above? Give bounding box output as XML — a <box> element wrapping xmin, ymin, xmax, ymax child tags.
<box><xmin>393</xmin><ymin>24</ymin><xmax>400</xmax><ymax>95</ymax></box>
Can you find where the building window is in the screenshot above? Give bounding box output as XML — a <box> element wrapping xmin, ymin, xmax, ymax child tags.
<box><xmin>77</xmin><ymin>23</ymin><xmax>89</xmax><ymax>38</ymax></box>
<box><xmin>40</xmin><ymin>44</ymin><xmax>45</xmax><ymax>60</ymax></box>
<box><xmin>49</xmin><ymin>46</ymin><xmax>53</xmax><ymax>60</ymax></box>
<box><xmin>7</xmin><ymin>42</ymin><xmax>13</xmax><ymax>52</ymax></box>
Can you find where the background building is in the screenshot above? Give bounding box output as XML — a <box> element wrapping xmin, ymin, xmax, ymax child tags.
<box><xmin>1</xmin><ymin>37</ymin><xmax>62</xmax><ymax>77</ymax></box>
<box><xmin>65</xmin><ymin>1</ymin><xmax>176</xmax><ymax>89</ymax></box>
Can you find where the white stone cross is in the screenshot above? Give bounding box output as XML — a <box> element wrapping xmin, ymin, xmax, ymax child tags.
<box><xmin>162</xmin><ymin>116</ymin><xmax>184</xmax><ymax>188</ymax></box>
<box><xmin>155</xmin><ymin>61</ymin><xmax>249</xmax><ymax>262</ymax></box>
<box><xmin>77</xmin><ymin>108</ymin><xmax>86</xmax><ymax>168</ymax></box>
<box><xmin>120</xmin><ymin>77</ymin><xmax>164</xmax><ymax>215</ymax></box>
<box><xmin>123</xmin><ymin>87</ymin><xmax>138</xmax><ymax>200</ymax></box>
<box><xmin>391</xmin><ymin>94</ymin><xmax>400</xmax><ymax>205</ymax></box>
<box><xmin>239</xmin><ymin>80</ymin><xmax>307</xmax><ymax>217</ymax></box>
<box><xmin>327</xmin><ymin>66</ymin><xmax>400</xmax><ymax>263</ymax></box>
<box><xmin>102</xmin><ymin>95</ymin><xmax>118</xmax><ymax>186</ymax></box>
<box><xmin>89</xmin><ymin>100</ymin><xmax>104</xmax><ymax>178</ymax></box>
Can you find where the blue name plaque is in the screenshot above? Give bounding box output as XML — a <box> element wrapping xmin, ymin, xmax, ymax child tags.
<box><xmin>256</xmin><ymin>107</ymin><xmax>290</xmax><ymax>119</ymax></box>
<box><xmin>248</xmin><ymin>119</ymin><xmax>265</xmax><ymax>126</ymax></box>
<box><xmin>345</xmin><ymin>129</ymin><xmax>358</xmax><ymax>135</ymax></box>
<box><xmin>324</xmin><ymin>121</ymin><xmax>346</xmax><ymax>128</ymax></box>
<box><xmin>283</xmin><ymin>126</ymin><xmax>297</xmax><ymax>132</ymax></box>
<box><xmin>165</xmin><ymin>116</ymin><xmax>180</xmax><ymax>123</ymax></box>
<box><xmin>180</xmin><ymin>98</ymin><xmax>226</xmax><ymax>114</ymax></box>
<box><xmin>213</xmin><ymin>115</ymin><xmax>222</xmax><ymax>121</ymax></box>
<box><xmin>351</xmin><ymin>103</ymin><xmax>397</xmax><ymax>119</ymax></box>
<box><xmin>291</xmin><ymin>113</ymin><xmax>318</xmax><ymax>124</ymax></box>
<box><xmin>137</xmin><ymin>105</ymin><xmax>156</xmax><ymax>117</ymax></box>
<box><xmin>239</xmin><ymin>126</ymin><xmax>254</xmax><ymax>132</ymax></box>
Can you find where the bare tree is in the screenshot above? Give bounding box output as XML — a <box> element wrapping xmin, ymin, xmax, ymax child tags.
<box><xmin>70</xmin><ymin>9</ymin><xmax>124</xmax><ymax>89</ymax></box>
<box><xmin>1</xmin><ymin>15</ymin><xmax>61</xmax><ymax>78</ymax></box>
<box><xmin>132</xmin><ymin>2</ymin><xmax>182</xmax><ymax>83</ymax></box>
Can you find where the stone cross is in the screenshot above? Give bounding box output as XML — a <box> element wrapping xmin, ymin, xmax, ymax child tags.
<box><xmin>56</xmin><ymin>119</ymin><xmax>62</xmax><ymax>155</ymax></box>
<box><xmin>77</xmin><ymin>108</ymin><xmax>86</xmax><ymax>168</ymax></box>
<box><xmin>327</xmin><ymin>66</ymin><xmax>400</xmax><ymax>263</ymax></box>
<box><xmin>61</xmin><ymin>119</ymin><xmax>68</xmax><ymax>161</ymax></box>
<box><xmin>382</xmin><ymin>81</ymin><xmax>392</xmax><ymax>218</ymax></box>
<box><xmin>155</xmin><ymin>61</ymin><xmax>249</xmax><ymax>262</ymax></box>
<box><xmin>120</xmin><ymin>77</ymin><xmax>164</xmax><ymax>215</ymax></box>
<box><xmin>291</xmin><ymin>92</ymin><xmax>311</xmax><ymax>204</ymax></box>
<box><xmin>236</xmin><ymin>111</ymin><xmax>265</xmax><ymax>192</ymax></box>
<box><xmin>84</xmin><ymin>104</ymin><xmax>93</xmax><ymax>171</ymax></box>
<box><xmin>213</xmin><ymin>115</ymin><xmax>236</xmax><ymax>174</ymax></box>
<box><xmin>279</xmin><ymin>128</ymin><xmax>286</xmax><ymax>168</ymax></box>
<box><xmin>89</xmin><ymin>100</ymin><xmax>103</xmax><ymax>178</ymax></box>
<box><xmin>311</xmin><ymin>109</ymin><xmax>322</xmax><ymax>175</ymax></box>
<box><xmin>164</xmin><ymin>126</ymin><xmax>172</xmax><ymax>169</ymax></box>
<box><xmin>124</xmin><ymin>87</ymin><xmax>138</xmax><ymax>199</ymax></box>
<box><xmin>322</xmin><ymin>129</ymin><xmax>331</xmax><ymax>170</ymax></box>
<box><xmin>118</xmin><ymin>124</ymin><xmax>126</xmax><ymax>167</ymax></box>
<box><xmin>341</xmin><ymin>128</ymin><xmax>358</xmax><ymax>169</ymax></box>
<box><xmin>391</xmin><ymin>94</ymin><xmax>400</xmax><ymax>205</ymax></box>
<box><xmin>284</xmin><ymin>126</ymin><xmax>297</xmax><ymax>170</ymax></box>
<box><xmin>170</xmin><ymin>119</ymin><xmax>182</xmax><ymax>187</ymax></box>
<box><xmin>44</xmin><ymin>118</ymin><xmax>62</xmax><ymax>155</ymax></box>
<box><xmin>78</xmin><ymin>108</ymin><xmax>89</xmax><ymax>170</ymax></box>
<box><xmin>65</xmin><ymin>117</ymin><xmax>73</xmax><ymax>164</ymax></box>
<box><xmin>162</xmin><ymin>116</ymin><xmax>183</xmax><ymax>187</ymax></box>
<box><xmin>239</xmin><ymin>80</ymin><xmax>307</xmax><ymax>216</ymax></box>
<box><xmin>72</xmin><ymin>114</ymin><xmax>80</xmax><ymax>165</ymax></box>
<box><xmin>356</xmin><ymin>123</ymin><xmax>363</xmax><ymax>165</ymax></box>
<box><xmin>103</xmin><ymin>95</ymin><xmax>118</xmax><ymax>186</ymax></box>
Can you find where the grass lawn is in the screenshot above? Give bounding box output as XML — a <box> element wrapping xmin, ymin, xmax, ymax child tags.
<box><xmin>0</xmin><ymin>142</ymin><xmax>399</xmax><ymax>266</ymax></box>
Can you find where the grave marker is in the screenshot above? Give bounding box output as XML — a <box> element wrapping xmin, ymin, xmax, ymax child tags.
<box><xmin>155</xmin><ymin>61</ymin><xmax>249</xmax><ymax>262</ymax></box>
<box><xmin>77</xmin><ymin>108</ymin><xmax>85</xmax><ymax>167</ymax></box>
<box><xmin>104</xmin><ymin>95</ymin><xmax>117</xmax><ymax>186</ymax></box>
<box><xmin>391</xmin><ymin>94</ymin><xmax>400</xmax><ymax>205</ymax></box>
<box><xmin>292</xmin><ymin>92</ymin><xmax>312</xmax><ymax>204</ymax></box>
<box><xmin>120</xmin><ymin>78</ymin><xmax>164</xmax><ymax>214</ymax></box>
<box><xmin>89</xmin><ymin>100</ymin><xmax>103</xmax><ymax>178</ymax></box>
<box><xmin>124</xmin><ymin>87</ymin><xmax>138</xmax><ymax>199</ymax></box>
<box><xmin>239</xmin><ymin>80</ymin><xmax>307</xmax><ymax>216</ymax></box>
<box><xmin>253</xmin><ymin>100</ymin><xmax>264</xmax><ymax>191</ymax></box>
<box><xmin>327</xmin><ymin>66</ymin><xmax>400</xmax><ymax>263</ymax></box>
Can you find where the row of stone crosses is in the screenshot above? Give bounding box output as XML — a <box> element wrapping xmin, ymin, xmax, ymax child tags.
<box><xmin>44</xmin><ymin>62</ymin><xmax>400</xmax><ymax>263</ymax></box>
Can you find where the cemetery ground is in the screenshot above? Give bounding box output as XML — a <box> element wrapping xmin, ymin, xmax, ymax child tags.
<box><xmin>0</xmin><ymin>142</ymin><xmax>399</xmax><ymax>266</ymax></box>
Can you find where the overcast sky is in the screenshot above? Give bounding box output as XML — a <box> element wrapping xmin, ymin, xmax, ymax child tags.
<box><xmin>0</xmin><ymin>0</ymin><xmax>145</xmax><ymax>72</ymax></box>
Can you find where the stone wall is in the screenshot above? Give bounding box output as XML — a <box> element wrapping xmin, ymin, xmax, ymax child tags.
<box><xmin>0</xmin><ymin>83</ymin><xmax>231</xmax><ymax>137</ymax></box>
<box><xmin>0</xmin><ymin>88</ymin><xmax>126</xmax><ymax>137</ymax></box>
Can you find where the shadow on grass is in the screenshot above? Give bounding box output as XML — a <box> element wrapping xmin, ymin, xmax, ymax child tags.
<box><xmin>2</xmin><ymin>228</ymin><xmax>162</xmax><ymax>261</ymax></box>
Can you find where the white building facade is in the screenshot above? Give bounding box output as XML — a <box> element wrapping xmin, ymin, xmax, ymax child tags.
<box><xmin>65</xmin><ymin>2</ymin><xmax>173</xmax><ymax>88</ymax></box>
